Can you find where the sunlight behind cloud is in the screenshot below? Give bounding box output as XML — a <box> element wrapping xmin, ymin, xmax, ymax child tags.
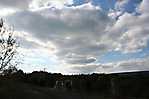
<box><xmin>0</xmin><ymin>8</ymin><xmax>16</xmax><ymax>16</ymax></box>
<box><xmin>16</xmin><ymin>31</ymin><xmax>57</xmax><ymax>56</ymax></box>
<box><xmin>3</xmin><ymin>0</ymin><xmax>148</xmax><ymax>74</ymax></box>
<box><xmin>29</xmin><ymin>0</ymin><xmax>73</xmax><ymax>10</ymax></box>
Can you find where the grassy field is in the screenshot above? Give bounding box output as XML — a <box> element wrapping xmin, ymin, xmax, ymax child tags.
<box><xmin>0</xmin><ymin>79</ymin><xmax>111</xmax><ymax>99</ymax></box>
<box><xmin>0</xmin><ymin>78</ymin><xmax>146</xmax><ymax>99</ymax></box>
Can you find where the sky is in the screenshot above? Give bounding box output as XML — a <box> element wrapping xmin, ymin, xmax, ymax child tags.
<box><xmin>0</xmin><ymin>0</ymin><xmax>149</xmax><ymax>74</ymax></box>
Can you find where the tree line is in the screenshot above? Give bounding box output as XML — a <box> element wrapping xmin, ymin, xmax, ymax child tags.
<box><xmin>1</xmin><ymin>69</ymin><xmax>149</xmax><ymax>98</ymax></box>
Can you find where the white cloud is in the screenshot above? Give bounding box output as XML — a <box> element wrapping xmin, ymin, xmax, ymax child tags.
<box><xmin>0</xmin><ymin>8</ymin><xmax>16</xmax><ymax>16</ymax></box>
<box><xmin>0</xmin><ymin>0</ymin><xmax>72</xmax><ymax>10</ymax></box>
<box><xmin>108</xmin><ymin>0</ymin><xmax>149</xmax><ymax>53</ymax></box>
<box><xmin>29</xmin><ymin>0</ymin><xmax>73</xmax><ymax>10</ymax></box>
<box><xmin>2</xmin><ymin>0</ymin><xmax>149</xmax><ymax>73</ymax></box>
<box><xmin>115</xmin><ymin>0</ymin><xmax>129</xmax><ymax>11</ymax></box>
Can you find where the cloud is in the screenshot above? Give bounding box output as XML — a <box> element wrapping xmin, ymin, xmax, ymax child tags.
<box><xmin>108</xmin><ymin>0</ymin><xmax>149</xmax><ymax>53</ymax></box>
<box><xmin>0</xmin><ymin>0</ymin><xmax>31</xmax><ymax>9</ymax></box>
<box><xmin>139</xmin><ymin>0</ymin><xmax>149</xmax><ymax>12</ymax></box>
<box><xmin>0</xmin><ymin>0</ymin><xmax>73</xmax><ymax>9</ymax></box>
<box><xmin>115</xmin><ymin>0</ymin><xmax>129</xmax><ymax>11</ymax></box>
<box><xmin>29</xmin><ymin>0</ymin><xmax>73</xmax><ymax>10</ymax></box>
<box><xmin>70</xmin><ymin>65</ymin><xmax>99</xmax><ymax>74</ymax></box>
<box><xmin>70</xmin><ymin>57</ymin><xmax>149</xmax><ymax>74</ymax></box>
<box><xmin>5</xmin><ymin>3</ymin><xmax>113</xmax><ymax>65</ymax></box>
<box><xmin>3</xmin><ymin>0</ymin><xmax>149</xmax><ymax>73</ymax></box>
<box><xmin>104</xmin><ymin>57</ymin><xmax>149</xmax><ymax>73</ymax></box>
<box><xmin>64</xmin><ymin>55</ymin><xmax>97</xmax><ymax>64</ymax></box>
<box><xmin>0</xmin><ymin>8</ymin><xmax>17</xmax><ymax>16</ymax></box>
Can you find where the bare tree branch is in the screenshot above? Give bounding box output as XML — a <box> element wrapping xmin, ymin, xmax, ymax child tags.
<box><xmin>0</xmin><ymin>19</ymin><xmax>18</xmax><ymax>72</ymax></box>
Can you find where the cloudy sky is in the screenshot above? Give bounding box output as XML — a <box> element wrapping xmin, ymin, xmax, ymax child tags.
<box><xmin>0</xmin><ymin>0</ymin><xmax>149</xmax><ymax>74</ymax></box>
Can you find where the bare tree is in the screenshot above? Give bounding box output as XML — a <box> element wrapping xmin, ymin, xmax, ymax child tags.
<box><xmin>0</xmin><ymin>19</ymin><xmax>18</xmax><ymax>72</ymax></box>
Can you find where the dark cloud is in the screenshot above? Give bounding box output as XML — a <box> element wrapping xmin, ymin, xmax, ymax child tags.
<box><xmin>5</xmin><ymin>6</ymin><xmax>113</xmax><ymax>65</ymax></box>
<box><xmin>65</xmin><ymin>57</ymin><xmax>96</xmax><ymax>64</ymax></box>
<box><xmin>70</xmin><ymin>57</ymin><xmax>149</xmax><ymax>73</ymax></box>
<box><xmin>106</xmin><ymin>57</ymin><xmax>149</xmax><ymax>73</ymax></box>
